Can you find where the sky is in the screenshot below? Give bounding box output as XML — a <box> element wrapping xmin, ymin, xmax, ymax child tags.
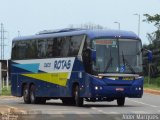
<box><xmin>0</xmin><ymin>0</ymin><xmax>160</xmax><ymax>59</ymax></box>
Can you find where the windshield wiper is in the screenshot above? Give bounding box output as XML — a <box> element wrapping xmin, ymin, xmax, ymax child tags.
<box><xmin>105</xmin><ymin>49</ymin><xmax>113</xmax><ymax>72</ymax></box>
<box><xmin>105</xmin><ymin>57</ymin><xmax>113</xmax><ymax>72</ymax></box>
<box><xmin>122</xmin><ymin>51</ymin><xmax>135</xmax><ymax>74</ymax></box>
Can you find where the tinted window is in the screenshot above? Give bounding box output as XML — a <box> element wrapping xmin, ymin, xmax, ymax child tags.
<box><xmin>69</xmin><ymin>35</ymin><xmax>84</xmax><ymax>56</ymax></box>
<box><xmin>26</xmin><ymin>40</ymin><xmax>38</xmax><ymax>59</ymax></box>
<box><xmin>46</xmin><ymin>35</ymin><xmax>84</xmax><ymax>57</ymax></box>
<box><xmin>52</xmin><ymin>37</ymin><xmax>61</xmax><ymax>57</ymax></box>
<box><xmin>12</xmin><ymin>40</ymin><xmax>38</xmax><ymax>60</ymax></box>
<box><xmin>46</xmin><ymin>38</ymin><xmax>54</xmax><ymax>57</ymax></box>
<box><xmin>11</xmin><ymin>42</ymin><xmax>18</xmax><ymax>59</ymax></box>
<box><xmin>11</xmin><ymin>35</ymin><xmax>84</xmax><ymax>59</ymax></box>
<box><xmin>37</xmin><ymin>39</ymin><xmax>47</xmax><ymax>58</ymax></box>
<box><xmin>60</xmin><ymin>37</ymin><xmax>70</xmax><ymax>57</ymax></box>
<box><xmin>16</xmin><ymin>41</ymin><xmax>28</xmax><ymax>59</ymax></box>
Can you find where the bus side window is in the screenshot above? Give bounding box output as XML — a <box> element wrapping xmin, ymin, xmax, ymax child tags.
<box><xmin>60</xmin><ymin>37</ymin><xmax>70</xmax><ymax>57</ymax></box>
<box><xmin>27</xmin><ymin>40</ymin><xmax>38</xmax><ymax>59</ymax></box>
<box><xmin>82</xmin><ymin>37</ymin><xmax>92</xmax><ymax>73</ymax></box>
<box><xmin>69</xmin><ymin>35</ymin><xmax>83</xmax><ymax>56</ymax></box>
<box><xmin>46</xmin><ymin>39</ymin><xmax>54</xmax><ymax>58</ymax></box>
<box><xmin>17</xmin><ymin>41</ymin><xmax>27</xmax><ymax>59</ymax></box>
<box><xmin>11</xmin><ymin>42</ymin><xmax>17</xmax><ymax>60</ymax></box>
<box><xmin>37</xmin><ymin>39</ymin><xmax>47</xmax><ymax>58</ymax></box>
<box><xmin>52</xmin><ymin>38</ymin><xmax>59</xmax><ymax>57</ymax></box>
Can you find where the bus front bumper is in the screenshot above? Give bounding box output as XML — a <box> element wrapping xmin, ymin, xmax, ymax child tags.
<box><xmin>90</xmin><ymin>85</ymin><xmax>143</xmax><ymax>99</ymax></box>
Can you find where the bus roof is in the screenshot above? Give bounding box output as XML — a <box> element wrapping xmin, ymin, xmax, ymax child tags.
<box><xmin>13</xmin><ymin>29</ymin><xmax>140</xmax><ymax>41</ymax></box>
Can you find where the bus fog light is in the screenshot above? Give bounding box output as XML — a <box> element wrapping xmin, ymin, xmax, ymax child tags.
<box><xmin>100</xmin><ymin>87</ymin><xmax>103</xmax><ymax>90</ymax></box>
<box><xmin>95</xmin><ymin>86</ymin><xmax>98</xmax><ymax>90</ymax></box>
<box><xmin>135</xmin><ymin>88</ymin><xmax>138</xmax><ymax>90</ymax></box>
<box><xmin>98</xmin><ymin>76</ymin><xmax>103</xmax><ymax>79</ymax></box>
<box><xmin>139</xmin><ymin>87</ymin><xmax>141</xmax><ymax>90</ymax></box>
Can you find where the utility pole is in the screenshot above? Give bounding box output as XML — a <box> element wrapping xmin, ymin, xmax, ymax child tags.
<box><xmin>134</xmin><ymin>13</ymin><xmax>140</xmax><ymax>37</ymax></box>
<box><xmin>0</xmin><ymin>62</ymin><xmax>2</xmax><ymax>95</ymax></box>
<box><xmin>18</xmin><ymin>30</ymin><xmax>21</xmax><ymax>37</ymax></box>
<box><xmin>0</xmin><ymin>23</ymin><xmax>7</xmax><ymax>60</ymax></box>
<box><xmin>0</xmin><ymin>23</ymin><xmax>9</xmax><ymax>90</ymax></box>
<box><xmin>0</xmin><ymin>23</ymin><xmax>3</xmax><ymax>60</ymax></box>
<box><xmin>114</xmin><ymin>21</ymin><xmax>121</xmax><ymax>30</ymax></box>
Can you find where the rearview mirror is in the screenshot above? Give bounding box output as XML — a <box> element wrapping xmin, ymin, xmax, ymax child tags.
<box><xmin>147</xmin><ymin>50</ymin><xmax>152</xmax><ymax>63</ymax></box>
<box><xmin>140</xmin><ymin>48</ymin><xmax>152</xmax><ymax>62</ymax></box>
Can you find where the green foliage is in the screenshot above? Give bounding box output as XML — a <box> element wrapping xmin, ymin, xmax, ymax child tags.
<box><xmin>144</xmin><ymin>76</ymin><xmax>160</xmax><ymax>90</ymax></box>
<box><xmin>143</xmin><ymin>14</ymin><xmax>160</xmax><ymax>43</ymax></box>
<box><xmin>143</xmin><ymin>14</ymin><xmax>160</xmax><ymax>78</ymax></box>
<box><xmin>0</xmin><ymin>86</ymin><xmax>11</xmax><ymax>96</ymax></box>
<box><xmin>143</xmin><ymin>14</ymin><xmax>160</xmax><ymax>28</ymax></box>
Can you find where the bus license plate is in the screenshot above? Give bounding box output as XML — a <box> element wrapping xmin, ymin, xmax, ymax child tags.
<box><xmin>116</xmin><ymin>88</ymin><xmax>124</xmax><ymax>91</ymax></box>
<box><xmin>123</xmin><ymin>77</ymin><xmax>134</xmax><ymax>80</ymax></box>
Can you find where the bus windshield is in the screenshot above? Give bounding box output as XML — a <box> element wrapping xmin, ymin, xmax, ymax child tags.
<box><xmin>92</xmin><ymin>38</ymin><xmax>142</xmax><ymax>74</ymax></box>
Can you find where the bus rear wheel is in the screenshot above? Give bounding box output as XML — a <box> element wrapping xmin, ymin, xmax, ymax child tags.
<box><xmin>117</xmin><ymin>98</ymin><xmax>125</xmax><ymax>106</ymax></box>
<box><xmin>23</xmin><ymin>85</ymin><xmax>31</xmax><ymax>104</ymax></box>
<box><xmin>74</xmin><ymin>85</ymin><xmax>83</xmax><ymax>107</ymax></box>
<box><xmin>30</xmin><ymin>85</ymin><xmax>38</xmax><ymax>104</ymax></box>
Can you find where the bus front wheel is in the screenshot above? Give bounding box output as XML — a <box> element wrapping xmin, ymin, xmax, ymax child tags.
<box><xmin>117</xmin><ymin>98</ymin><xmax>125</xmax><ymax>106</ymax></box>
<box><xmin>74</xmin><ymin>85</ymin><xmax>83</xmax><ymax>107</ymax></box>
<box><xmin>23</xmin><ymin>85</ymin><xmax>31</xmax><ymax>104</ymax></box>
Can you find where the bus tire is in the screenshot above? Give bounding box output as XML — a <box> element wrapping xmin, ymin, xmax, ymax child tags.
<box><xmin>23</xmin><ymin>85</ymin><xmax>31</xmax><ymax>104</ymax></box>
<box><xmin>30</xmin><ymin>85</ymin><xmax>38</xmax><ymax>104</ymax></box>
<box><xmin>74</xmin><ymin>85</ymin><xmax>83</xmax><ymax>107</ymax></box>
<box><xmin>117</xmin><ymin>98</ymin><xmax>125</xmax><ymax>106</ymax></box>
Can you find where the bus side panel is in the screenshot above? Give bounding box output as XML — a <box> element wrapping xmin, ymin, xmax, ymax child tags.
<box><xmin>60</xmin><ymin>58</ymin><xmax>90</xmax><ymax>97</ymax></box>
<box><xmin>11</xmin><ymin>58</ymin><xmax>87</xmax><ymax>98</ymax></box>
<box><xmin>11</xmin><ymin>61</ymin><xmax>20</xmax><ymax>97</ymax></box>
<box><xmin>81</xmin><ymin>73</ymin><xmax>92</xmax><ymax>97</ymax></box>
<box><xmin>18</xmin><ymin>75</ymin><xmax>60</xmax><ymax>97</ymax></box>
<box><xmin>66</xmin><ymin>59</ymin><xmax>86</xmax><ymax>97</ymax></box>
<box><xmin>11</xmin><ymin>74</ymin><xmax>18</xmax><ymax>96</ymax></box>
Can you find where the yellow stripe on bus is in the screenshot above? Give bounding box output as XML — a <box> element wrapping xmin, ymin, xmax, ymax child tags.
<box><xmin>22</xmin><ymin>73</ymin><xmax>69</xmax><ymax>87</ymax></box>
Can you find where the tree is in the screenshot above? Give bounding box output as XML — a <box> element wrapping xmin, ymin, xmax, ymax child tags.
<box><xmin>142</xmin><ymin>14</ymin><xmax>160</xmax><ymax>77</ymax></box>
<box><xmin>143</xmin><ymin>14</ymin><xmax>160</xmax><ymax>44</ymax></box>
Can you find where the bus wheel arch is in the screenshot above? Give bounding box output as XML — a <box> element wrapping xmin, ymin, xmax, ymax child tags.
<box><xmin>72</xmin><ymin>82</ymin><xmax>79</xmax><ymax>94</ymax></box>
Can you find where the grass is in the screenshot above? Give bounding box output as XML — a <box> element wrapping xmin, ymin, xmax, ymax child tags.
<box><xmin>0</xmin><ymin>86</ymin><xmax>11</xmax><ymax>96</ymax></box>
<box><xmin>144</xmin><ymin>76</ymin><xmax>160</xmax><ymax>90</ymax></box>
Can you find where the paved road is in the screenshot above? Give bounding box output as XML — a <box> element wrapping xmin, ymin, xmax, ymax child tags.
<box><xmin>0</xmin><ymin>93</ymin><xmax>160</xmax><ymax>115</ymax></box>
<box><xmin>0</xmin><ymin>93</ymin><xmax>160</xmax><ymax>120</ymax></box>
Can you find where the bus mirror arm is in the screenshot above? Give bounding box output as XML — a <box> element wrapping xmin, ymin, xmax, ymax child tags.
<box><xmin>137</xmin><ymin>48</ymin><xmax>152</xmax><ymax>62</ymax></box>
<box><xmin>137</xmin><ymin>48</ymin><xmax>144</xmax><ymax>55</ymax></box>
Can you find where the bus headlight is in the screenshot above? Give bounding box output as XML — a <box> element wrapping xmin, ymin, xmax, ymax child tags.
<box><xmin>98</xmin><ymin>76</ymin><xmax>103</xmax><ymax>79</ymax></box>
<box><xmin>95</xmin><ymin>86</ymin><xmax>98</xmax><ymax>90</ymax></box>
<box><xmin>135</xmin><ymin>87</ymin><xmax>142</xmax><ymax>91</ymax></box>
<box><xmin>95</xmin><ymin>86</ymin><xmax>103</xmax><ymax>90</ymax></box>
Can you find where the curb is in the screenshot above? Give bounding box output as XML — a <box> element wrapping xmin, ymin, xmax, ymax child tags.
<box><xmin>0</xmin><ymin>96</ymin><xmax>16</xmax><ymax>99</ymax></box>
<box><xmin>144</xmin><ymin>88</ymin><xmax>160</xmax><ymax>95</ymax></box>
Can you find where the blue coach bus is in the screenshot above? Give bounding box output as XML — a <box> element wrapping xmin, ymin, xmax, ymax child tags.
<box><xmin>11</xmin><ymin>28</ymin><xmax>144</xmax><ymax>106</ymax></box>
